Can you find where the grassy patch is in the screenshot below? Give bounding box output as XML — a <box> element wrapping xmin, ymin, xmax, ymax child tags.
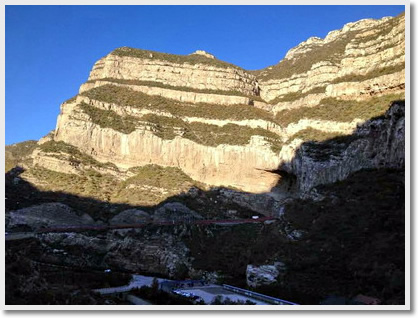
<box><xmin>256</xmin><ymin>30</ymin><xmax>360</xmax><ymax>81</ymax></box>
<box><xmin>351</xmin><ymin>14</ymin><xmax>403</xmax><ymax>45</ymax></box>
<box><xmin>87</xmin><ymin>78</ymin><xmax>262</xmax><ymax>100</ymax></box>
<box><xmin>330</xmin><ymin>63</ymin><xmax>404</xmax><ymax>84</ymax></box>
<box><xmin>5</xmin><ymin>140</ymin><xmax>38</xmax><ymax>172</ymax></box>
<box><xmin>28</xmin><ymin>166</ymin><xmax>119</xmax><ymax>203</ymax></box>
<box><xmin>269</xmin><ymin>86</ymin><xmax>326</xmax><ymax>104</ymax></box>
<box><xmin>291</xmin><ymin>128</ymin><xmax>346</xmax><ymax>142</ymax></box>
<box><xmin>255</xmin><ymin>13</ymin><xmax>403</xmax><ymax>82</ymax></box>
<box><xmin>275</xmin><ymin>94</ymin><xmax>405</xmax><ymax>126</ymax></box>
<box><xmin>113</xmin><ymin>165</ymin><xmax>197</xmax><ymax>206</ymax></box>
<box><xmin>39</xmin><ymin>140</ymin><xmax>117</xmax><ymax>170</ymax></box>
<box><xmin>111</xmin><ymin>47</ymin><xmax>243</xmax><ymax>70</ymax></box>
<box><xmin>80</xmin><ymin>102</ymin><xmax>137</xmax><ymax>134</ymax></box>
<box><xmin>81</xmin><ymin>85</ymin><xmax>273</xmax><ymax>122</ymax></box>
<box><xmin>183</xmin><ymin>122</ymin><xmax>282</xmax><ymax>152</ymax></box>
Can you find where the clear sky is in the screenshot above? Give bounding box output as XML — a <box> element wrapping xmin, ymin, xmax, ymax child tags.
<box><xmin>5</xmin><ymin>5</ymin><xmax>405</xmax><ymax>145</ymax></box>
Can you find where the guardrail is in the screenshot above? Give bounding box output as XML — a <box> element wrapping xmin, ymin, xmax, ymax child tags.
<box><xmin>222</xmin><ymin>284</ymin><xmax>298</xmax><ymax>305</ymax></box>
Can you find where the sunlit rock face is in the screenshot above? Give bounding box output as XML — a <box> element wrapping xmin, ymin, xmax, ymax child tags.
<box><xmin>256</xmin><ymin>13</ymin><xmax>405</xmax><ymax>107</ymax></box>
<box><xmin>30</xmin><ymin>12</ymin><xmax>404</xmax><ymax>197</ymax></box>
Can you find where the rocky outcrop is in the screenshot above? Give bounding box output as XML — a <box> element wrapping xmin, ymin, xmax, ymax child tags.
<box><xmin>79</xmin><ymin>80</ymin><xmax>258</xmax><ymax>106</ymax></box>
<box><xmin>88</xmin><ymin>47</ymin><xmax>259</xmax><ymax>96</ymax></box>
<box><xmin>109</xmin><ymin>209</ymin><xmax>151</xmax><ymax>225</ymax></box>
<box><xmin>281</xmin><ymin>101</ymin><xmax>405</xmax><ymax>195</ymax></box>
<box><xmin>153</xmin><ymin>202</ymin><xmax>203</xmax><ymax>222</ymax></box>
<box><xmin>6</xmin><ymin>203</ymin><xmax>95</xmax><ymax>231</ymax></box>
<box><xmin>29</xmin><ymin>12</ymin><xmax>405</xmax><ymax>197</ymax></box>
<box><xmin>38</xmin><ymin>228</ymin><xmax>193</xmax><ymax>278</ymax></box>
<box><xmin>54</xmin><ymin>100</ymin><xmax>281</xmax><ymax>193</ymax></box>
<box><xmin>257</xmin><ymin>13</ymin><xmax>405</xmax><ymax>108</ymax></box>
<box><xmin>246</xmin><ymin>262</ymin><xmax>286</xmax><ymax>288</ymax></box>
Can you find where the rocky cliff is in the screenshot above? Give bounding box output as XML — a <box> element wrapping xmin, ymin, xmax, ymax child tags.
<box><xmin>280</xmin><ymin>100</ymin><xmax>405</xmax><ymax>196</ymax></box>
<box><xmin>8</xmin><ymin>12</ymin><xmax>405</xmax><ymax>205</ymax></box>
<box><xmin>255</xmin><ymin>13</ymin><xmax>405</xmax><ymax>107</ymax></box>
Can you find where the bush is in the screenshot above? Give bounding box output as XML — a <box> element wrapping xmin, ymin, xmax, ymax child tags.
<box><xmin>80</xmin><ymin>102</ymin><xmax>137</xmax><ymax>134</ymax></box>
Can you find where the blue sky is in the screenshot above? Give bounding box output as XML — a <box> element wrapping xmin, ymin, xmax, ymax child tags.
<box><xmin>5</xmin><ymin>5</ymin><xmax>405</xmax><ymax>145</ymax></box>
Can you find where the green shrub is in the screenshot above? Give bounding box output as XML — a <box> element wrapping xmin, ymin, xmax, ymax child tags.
<box><xmin>80</xmin><ymin>102</ymin><xmax>137</xmax><ymax>134</ymax></box>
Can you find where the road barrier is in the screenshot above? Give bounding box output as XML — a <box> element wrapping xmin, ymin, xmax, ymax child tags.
<box><xmin>222</xmin><ymin>284</ymin><xmax>298</xmax><ymax>305</ymax></box>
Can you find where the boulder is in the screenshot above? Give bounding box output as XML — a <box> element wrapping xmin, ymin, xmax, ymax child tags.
<box><xmin>109</xmin><ymin>209</ymin><xmax>151</xmax><ymax>225</ymax></box>
<box><xmin>6</xmin><ymin>203</ymin><xmax>95</xmax><ymax>230</ymax></box>
<box><xmin>153</xmin><ymin>202</ymin><xmax>202</xmax><ymax>222</ymax></box>
<box><xmin>246</xmin><ymin>262</ymin><xmax>286</xmax><ymax>288</ymax></box>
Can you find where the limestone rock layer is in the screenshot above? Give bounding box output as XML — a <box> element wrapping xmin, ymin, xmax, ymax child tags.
<box><xmin>36</xmin><ymin>12</ymin><xmax>405</xmax><ymax>195</ymax></box>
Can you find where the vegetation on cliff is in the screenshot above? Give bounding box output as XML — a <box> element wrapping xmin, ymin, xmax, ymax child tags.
<box><xmin>87</xmin><ymin>78</ymin><xmax>262</xmax><ymax>100</ymax></box>
<box><xmin>80</xmin><ymin>102</ymin><xmax>137</xmax><ymax>134</ymax></box>
<box><xmin>39</xmin><ymin>140</ymin><xmax>118</xmax><ymax>170</ymax></box>
<box><xmin>275</xmin><ymin>93</ymin><xmax>405</xmax><ymax>126</ymax></box>
<box><xmin>269</xmin><ymin>86</ymin><xmax>326</xmax><ymax>105</ymax></box>
<box><xmin>81</xmin><ymin>85</ymin><xmax>273</xmax><ymax>122</ymax></box>
<box><xmin>253</xmin><ymin>13</ymin><xmax>403</xmax><ymax>82</ymax></box>
<box><xmin>291</xmin><ymin>128</ymin><xmax>347</xmax><ymax>142</ymax></box>
<box><xmin>79</xmin><ymin>100</ymin><xmax>282</xmax><ymax>151</ymax></box>
<box><xmin>329</xmin><ymin>62</ymin><xmax>405</xmax><ymax>84</ymax></box>
<box><xmin>254</xmin><ymin>30</ymin><xmax>361</xmax><ymax>81</ymax></box>
<box><xmin>111</xmin><ymin>47</ymin><xmax>243</xmax><ymax>70</ymax></box>
<box><xmin>5</xmin><ymin>140</ymin><xmax>37</xmax><ymax>172</ymax></box>
<box><xmin>113</xmin><ymin>165</ymin><xmax>199</xmax><ymax>206</ymax></box>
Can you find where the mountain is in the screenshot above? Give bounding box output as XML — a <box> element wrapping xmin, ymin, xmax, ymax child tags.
<box><xmin>5</xmin><ymin>12</ymin><xmax>405</xmax><ymax>305</ymax></box>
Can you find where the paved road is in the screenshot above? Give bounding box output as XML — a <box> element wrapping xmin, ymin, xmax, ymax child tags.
<box><xmin>94</xmin><ymin>274</ymin><xmax>170</xmax><ymax>295</ymax></box>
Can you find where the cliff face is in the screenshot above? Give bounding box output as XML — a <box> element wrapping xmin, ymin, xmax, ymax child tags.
<box><xmin>256</xmin><ymin>13</ymin><xmax>405</xmax><ymax>108</ymax></box>
<box><xmin>86</xmin><ymin>48</ymin><xmax>259</xmax><ymax>97</ymax></box>
<box><xmin>280</xmin><ymin>101</ymin><xmax>405</xmax><ymax>195</ymax></box>
<box><xmin>19</xmin><ymin>12</ymin><xmax>404</xmax><ymax>198</ymax></box>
